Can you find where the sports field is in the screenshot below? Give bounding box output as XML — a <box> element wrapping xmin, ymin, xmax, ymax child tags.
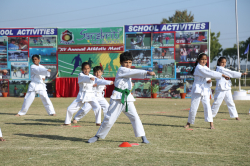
<box><xmin>0</xmin><ymin>90</ymin><xmax>250</xmax><ymax>165</ymax></box>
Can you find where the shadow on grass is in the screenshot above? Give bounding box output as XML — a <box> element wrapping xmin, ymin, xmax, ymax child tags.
<box><xmin>5</xmin><ymin>122</ymin><xmax>58</xmax><ymax>126</ymax></box>
<box><xmin>0</xmin><ymin>112</ymin><xmax>18</xmax><ymax>115</ymax></box>
<box><xmin>140</xmin><ymin>113</ymin><xmax>204</xmax><ymax>119</ymax></box>
<box><xmin>24</xmin><ymin>119</ymin><xmax>63</xmax><ymax>123</ymax></box>
<box><xmin>14</xmin><ymin>133</ymin><xmax>88</xmax><ymax>142</ymax></box>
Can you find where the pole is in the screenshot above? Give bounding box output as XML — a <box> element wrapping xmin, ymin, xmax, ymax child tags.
<box><xmin>235</xmin><ymin>0</ymin><xmax>241</xmax><ymax>90</ymax></box>
<box><xmin>246</xmin><ymin>50</ymin><xmax>249</xmax><ymax>86</ymax></box>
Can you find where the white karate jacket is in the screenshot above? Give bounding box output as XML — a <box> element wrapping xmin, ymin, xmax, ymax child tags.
<box><xmin>94</xmin><ymin>77</ymin><xmax>112</xmax><ymax>99</ymax></box>
<box><xmin>192</xmin><ymin>64</ymin><xmax>222</xmax><ymax>96</ymax></box>
<box><xmin>111</xmin><ymin>67</ymin><xmax>147</xmax><ymax>101</ymax></box>
<box><xmin>215</xmin><ymin>66</ymin><xmax>242</xmax><ymax>91</ymax></box>
<box><xmin>28</xmin><ymin>64</ymin><xmax>50</xmax><ymax>92</ymax></box>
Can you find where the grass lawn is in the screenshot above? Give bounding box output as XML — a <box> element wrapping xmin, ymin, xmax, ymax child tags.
<box><xmin>0</xmin><ymin>96</ymin><xmax>250</xmax><ymax>165</ymax></box>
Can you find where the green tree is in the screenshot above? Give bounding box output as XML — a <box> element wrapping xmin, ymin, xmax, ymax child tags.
<box><xmin>161</xmin><ymin>10</ymin><xmax>194</xmax><ymax>24</ymax></box>
<box><xmin>210</xmin><ymin>32</ymin><xmax>223</xmax><ymax>63</ymax></box>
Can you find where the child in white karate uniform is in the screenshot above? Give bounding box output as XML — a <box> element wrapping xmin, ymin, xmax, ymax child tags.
<box><xmin>88</xmin><ymin>52</ymin><xmax>155</xmax><ymax>143</ymax></box>
<box><xmin>0</xmin><ymin>69</ymin><xmax>8</xmax><ymax>141</ymax></box>
<box><xmin>211</xmin><ymin>57</ymin><xmax>247</xmax><ymax>120</ymax></box>
<box><xmin>184</xmin><ymin>53</ymin><xmax>230</xmax><ymax>129</ymax></box>
<box><xmin>73</xmin><ymin>66</ymin><xmax>113</xmax><ymax>126</ymax></box>
<box><xmin>62</xmin><ymin>62</ymin><xmax>110</xmax><ymax>126</ymax></box>
<box><xmin>16</xmin><ymin>55</ymin><xmax>56</xmax><ymax>116</ymax></box>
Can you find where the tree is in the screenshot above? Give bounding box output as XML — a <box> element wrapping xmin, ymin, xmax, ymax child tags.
<box><xmin>161</xmin><ymin>10</ymin><xmax>194</xmax><ymax>24</ymax></box>
<box><xmin>210</xmin><ymin>32</ymin><xmax>223</xmax><ymax>62</ymax></box>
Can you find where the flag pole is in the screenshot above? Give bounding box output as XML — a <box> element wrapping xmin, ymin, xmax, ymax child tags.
<box><xmin>245</xmin><ymin>49</ymin><xmax>249</xmax><ymax>86</ymax></box>
<box><xmin>235</xmin><ymin>0</ymin><xmax>241</xmax><ymax>90</ymax></box>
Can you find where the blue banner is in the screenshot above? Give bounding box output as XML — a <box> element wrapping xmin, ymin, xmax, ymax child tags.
<box><xmin>0</xmin><ymin>28</ymin><xmax>57</xmax><ymax>36</ymax></box>
<box><xmin>125</xmin><ymin>22</ymin><xmax>209</xmax><ymax>32</ymax></box>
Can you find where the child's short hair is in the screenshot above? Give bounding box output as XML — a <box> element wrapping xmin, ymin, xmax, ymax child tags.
<box><xmin>81</xmin><ymin>62</ymin><xmax>90</xmax><ymax>70</ymax></box>
<box><xmin>93</xmin><ymin>66</ymin><xmax>103</xmax><ymax>73</ymax></box>
<box><xmin>32</xmin><ymin>54</ymin><xmax>40</xmax><ymax>60</ymax></box>
<box><xmin>120</xmin><ymin>52</ymin><xmax>133</xmax><ymax>63</ymax></box>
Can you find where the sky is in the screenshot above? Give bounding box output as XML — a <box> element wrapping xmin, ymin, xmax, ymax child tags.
<box><xmin>1</xmin><ymin>0</ymin><xmax>249</xmax><ymax>67</ymax></box>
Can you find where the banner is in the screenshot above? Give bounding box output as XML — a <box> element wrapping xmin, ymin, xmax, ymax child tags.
<box><xmin>58</xmin><ymin>27</ymin><xmax>123</xmax><ymax>45</ymax></box>
<box><xmin>125</xmin><ymin>22</ymin><xmax>209</xmax><ymax>32</ymax></box>
<box><xmin>0</xmin><ymin>28</ymin><xmax>57</xmax><ymax>36</ymax></box>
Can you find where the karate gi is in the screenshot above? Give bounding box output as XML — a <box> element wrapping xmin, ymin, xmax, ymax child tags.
<box><xmin>211</xmin><ymin>66</ymin><xmax>242</xmax><ymax>118</ymax></box>
<box><xmin>64</xmin><ymin>73</ymin><xmax>103</xmax><ymax>124</ymax></box>
<box><xmin>18</xmin><ymin>64</ymin><xmax>55</xmax><ymax>116</ymax></box>
<box><xmin>95</xmin><ymin>67</ymin><xmax>148</xmax><ymax>139</ymax></box>
<box><xmin>73</xmin><ymin>77</ymin><xmax>113</xmax><ymax>124</ymax></box>
<box><xmin>188</xmin><ymin>64</ymin><xmax>222</xmax><ymax>124</ymax></box>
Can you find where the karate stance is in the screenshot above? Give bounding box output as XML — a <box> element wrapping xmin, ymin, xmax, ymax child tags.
<box><xmin>88</xmin><ymin>52</ymin><xmax>155</xmax><ymax>143</ymax></box>
<box><xmin>184</xmin><ymin>53</ymin><xmax>230</xmax><ymax>129</ymax></box>
<box><xmin>62</xmin><ymin>62</ymin><xmax>111</xmax><ymax>126</ymax></box>
<box><xmin>16</xmin><ymin>55</ymin><xmax>56</xmax><ymax>116</ymax></box>
<box><xmin>0</xmin><ymin>69</ymin><xmax>8</xmax><ymax>141</ymax></box>
<box><xmin>211</xmin><ymin>57</ymin><xmax>247</xmax><ymax>120</ymax></box>
<box><xmin>73</xmin><ymin>66</ymin><xmax>113</xmax><ymax>126</ymax></box>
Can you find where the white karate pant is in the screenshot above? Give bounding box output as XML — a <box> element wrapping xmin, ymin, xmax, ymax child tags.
<box><xmin>96</xmin><ymin>99</ymin><xmax>145</xmax><ymax>139</ymax></box>
<box><xmin>64</xmin><ymin>99</ymin><xmax>101</xmax><ymax>124</ymax></box>
<box><xmin>188</xmin><ymin>93</ymin><xmax>213</xmax><ymax>124</ymax></box>
<box><xmin>18</xmin><ymin>90</ymin><xmax>55</xmax><ymax>116</ymax></box>
<box><xmin>0</xmin><ymin>128</ymin><xmax>2</xmax><ymax>137</ymax></box>
<box><xmin>74</xmin><ymin>98</ymin><xmax>109</xmax><ymax>124</ymax></box>
<box><xmin>211</xmin><ymin>90</ymin><xmax>238</xmax><ymax>118</ymax></box>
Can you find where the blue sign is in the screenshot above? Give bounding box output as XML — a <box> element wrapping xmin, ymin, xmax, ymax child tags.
<box><xmin>0</xmin><ymin>28</ymin><xmax>57</xmax><ymax>36</ymax></box>
<box><xmin>125</xmin><ymin>22</ymin><xmax>209</xmax><ymax>32</ymax></box>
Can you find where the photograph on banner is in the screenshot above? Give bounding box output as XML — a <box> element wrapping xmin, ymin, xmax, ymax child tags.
<box><xmin>125</xmin><ymin>33</ymin><xmax>151</xmax><ymax>49</ymax></box>
<box><xmin>0</xmin><ymin>37</ymin><xmax>7</xmax><ymax>53</ymax></box>
<box><xmin>152</xmin><ymin>47</ymin><xmax>174</xmax><ymax>59</ymax></box>
<box><xmin>176</xmin><ymin>63</ymin><xmax>194</xmax><ymax>79</ymax></box>
<box><xmin>58</xmin><ymin>53</ymin><xmax>120</xmax><ymax>77</ymax></box>
<box><xmin>29</xmin><ymin>48</ymin><xmax>57</xmax><ymax>64</ymax></box>
<box><xmin>8</xmin><ymin>80</ymin><xmax>33</xmax><ymax>97</ymax></box>
<box><xmin>153</xmin><ymin>59</ymin><xmax>175</xmax><ymax>79</ymax></box>
<box><xmin>129</xmin><ymin>50</ymin><xmax>151</xmax><ymax>67</ymax></box>
<box><xmin>158</xmin><ymin>79</ymin><xmax>184</xmax><ymax>98</ymax></box>
<box><xmin>29</xmin><ymin>37</ymin><xmax>57</xmax><ymax>47</ymax></box>
<box><xmin>8</xmin><ymin>51</ymin><xmax>28</xmax><ymax>61</ymax></box>
<box><xmin>0</xmin><ymin>54</ymin><xmax>7</xmax><ymax>63</ymax></box>
<box><xmin>176</xmin><ymin>31</ymin><xmax>208</xmax><ymax>44</ymax></box>
<box><xmin>58</xmin><ymin>27</ymin><xmax>123</xmax><ymax>45</ymax></box>
<box><xmin>175</xmin><ymin>44</ymin><xmax>208</xmax><ymax>62</ymax></box>
<box><xmin>11</xmin><ymin>62</ymin><xmax>29</xmax><ymax>80</ymax></box>
<box><xmin>134</xmin><ymin>66</ymin><xmax>154</xmax><ymax>79</ymax></box>
<box><xmin>0</xmin><ymin>63</ymin><xmax>7</xmax><ymax>68</ymax></box>
<box><xmin>0</xmin><ymin>79</ymin><xmax>9</xmax><ymax>97</ymax></box>
<box><xmin>131</xmin><ymin>79</ymin><xmax>151</xmax><ymax>98</ymax></box>
<box><xmin>8</xmin><ymin>37</ymin><xmax>28</xmax><ymax>50</ymax></box>
<box><xmin>151</xmin><ymin>79</ymin><xmax>160</xmax><ymax>97</ymax></box>
<box><xmin>185</xmin><ymin>79</ymin><xmax>194</xmax><ymax>98</ymax></box>
<box><xmin>1</xmin><ymin>69</ymin><xmax>10</xmax><ymax>79</ymax></box>
<box><xmin>43</xmin><ymin>65</ymin><xmax>57</xmax><ymax>82</ymax></box>
<box><xmin>151</xmin><ymin>33</ymin><xmax>174</xmax><ymax>47</ymax></box>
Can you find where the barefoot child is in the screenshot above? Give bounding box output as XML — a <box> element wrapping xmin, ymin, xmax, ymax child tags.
<box><xmin>0</xmin><ymin>69</ymin><xmax>8</xmax><ymax>141</ymax></box>
<box><xmin>73</xmin><ymin>66</ymin><xmax>113</xmax><ymax>126</ymax></box>
<box><xmin>62</xmin><ymin>62</ymin><xmax>110</xmax><ymax>126</ymax></box>
<box><xmin>88</xmin><ymin>52</ymin><xmax>156</xmax><ymax>143</ymax></box>
<box><xmin>211</xmin><ymin>57</ymin><xmax>247</xmax><ymax>120</ymax></box>
<box><xmin>16</xmin><ymin>55</ymin><xmax>56</xmax><ymax>116</ymax></box>
<box><xmin>184</xmin><ymin>53</ymin><xmax>230</xmax><ymax>129</ymax></box>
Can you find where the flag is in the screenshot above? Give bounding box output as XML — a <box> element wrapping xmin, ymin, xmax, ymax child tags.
<box><xmin>244</xmin><ymin>44</ymin><xmax>249</xmax><ymax>54</ymax></box>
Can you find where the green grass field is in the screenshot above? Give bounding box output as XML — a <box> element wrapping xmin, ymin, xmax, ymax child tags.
<box><xmin>0</xmin><ymin>95</ymin><xmax>250</xmax><ymax>165</ymax></box>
